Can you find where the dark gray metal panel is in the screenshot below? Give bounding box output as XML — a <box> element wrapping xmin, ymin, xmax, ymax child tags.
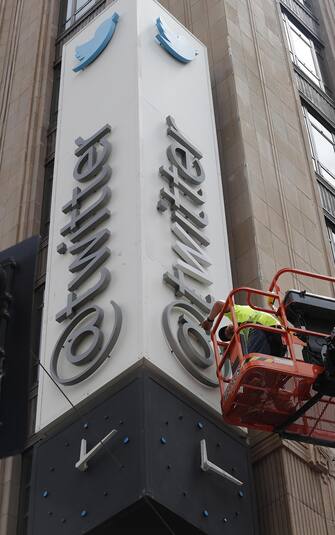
<box><xmin>28</xmin><ymin>367</ymin><xmax>258</xmax><ymax>535</ymax></box>
<box><xmin>0</xmin><ymin>235</ymin><xmax>40</xmax><ymax>458</ymax></box>
<box><xmin>85</xmin><ymin>497</ymin><xmax>205</xmax><ymax>534</ymax></box>
<box><xmin>28</xmin><ymin>378</ymin><xmax>144</xmax><ymax>535</ymax></box>
<box><xmin>145</xmin><ymin>375</ymin><xmax>257</xmax><ymax>535</ymax></box>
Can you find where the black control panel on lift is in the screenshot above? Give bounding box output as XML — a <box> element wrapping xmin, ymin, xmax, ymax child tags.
<box><xmin>284</xmin><ymin>290</ymin><xmax>335</xmax><ymax>395</ymax></box>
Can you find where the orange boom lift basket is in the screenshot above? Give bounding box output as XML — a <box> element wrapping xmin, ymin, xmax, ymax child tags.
<box><xmin>211</xmin><ymin>268</ymin><xmax>335</xmax><ymax>447</ymax></box>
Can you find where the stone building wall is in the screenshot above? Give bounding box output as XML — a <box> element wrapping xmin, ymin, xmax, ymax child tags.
<box><xmin>0</xmin><ymin>0</ymin><xmax>58</xmax><ymax>532</ymax></box>
<box><xmin>1</xmin><ymin>0</ymin><xmax>335</xmax><ymax>533</ymax></box>
<box><xmin>161</xmin><ymin>0</ymin><xmax>334</xmax><ymax>294</ymax></box>
<box><xmin>0</xmin><ymin>0</ymin><xmax>58</xmax><ymax>249</ymax></box>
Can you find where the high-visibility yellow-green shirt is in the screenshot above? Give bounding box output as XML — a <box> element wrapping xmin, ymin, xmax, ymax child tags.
<box><xmin>225</xmin><ymin>305</ymin><xmax>280</xmax><ymax>327</ymax></box>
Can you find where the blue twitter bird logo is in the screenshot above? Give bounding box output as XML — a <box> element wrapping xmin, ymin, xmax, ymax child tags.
<box><xmin>155</xmin><ymin>17</ymin><xmax>198</xmax><ymax>64</ymax></box>
<box><xmin>73</xmin><ymin>12</ymin><xmax>120</xmax><ymax>73</ymax></box>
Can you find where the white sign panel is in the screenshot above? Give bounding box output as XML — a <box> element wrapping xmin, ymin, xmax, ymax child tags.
<box><xmin>36</xmin><ymin>0</ymin><xmax>232</xmax><ymax>431</ymax></box>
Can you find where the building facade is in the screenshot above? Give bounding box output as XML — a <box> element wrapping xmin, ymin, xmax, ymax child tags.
<box><xmin>1</xmin><ymin>0</ymin><xmax>335</xmax><ymax>533</ymax></box>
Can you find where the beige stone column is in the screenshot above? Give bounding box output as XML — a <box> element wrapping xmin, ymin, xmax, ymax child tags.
<box><xmin>0</xmin><ymin>458</ymin><xmax>21</xmax><ymax>535</ymax></box>
<box><xmin>0</xmin><ymin>0</ymin><xmax>58</xmax><ymax>532</ymax></box>
<box><xmin>0</xmin><ymin>0</ymin><xmax>58</xmax><ymax>250</ymax></box>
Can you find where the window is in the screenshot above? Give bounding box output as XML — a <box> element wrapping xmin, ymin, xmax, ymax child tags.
<box><xmin>326</xmin><ymin>220</ymin><xmax>335</xmax><ymax>262</ymax></box>
<box><xmin>296</xmin><ymin>0</ymin><xmax>313</xmax><ymax>10</ymax></box>
<box><xmin>40</xmin><ymin>161</ymin><xmax>54</xmax><ymax>238</ymax></box>
<box><xmin>49</xmin><ymin>65</ymin><xmax>61</xmax><ymax>129</ymax></box>
<box><xmin>17</xmin><ymin>451</ymin><xmax>33</xmax><ymax>535</ymax></box>
<box><xmin>59</xmin><ymin>0</ymin><xmax>98</xmax><ymax>32</ymax></box>
<box><xmin>30</xmin><ymin>284</ymin><xmax>44</xmax><ymax>390</ymax></box>
<box><xmin>282</xmin><ymin>13</ymin><xmax>323</xmax><ymax>89</ymax></box>
<box><xmin>303</xmin><ymin>108</ymin><xmax>335</xmax><ymax>189</ymax></box>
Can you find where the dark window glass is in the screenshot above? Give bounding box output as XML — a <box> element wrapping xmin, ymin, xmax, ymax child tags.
<box><xmin>282</xmin><ymin>13</ymin><xmax>324</xmax><ymax>89</ymax></box>
<box><xmin>326</xmin><ymin>219</ymin><xmax>335</xmax><ymax>262</ymax></box>
<box><xmin>27</xmin><ymin>394</ymin><xmax>38</xmax><ymax>438</ymax></box>
<box><xmin>30</xmin><ymin>284</ymin><xmax>44</xmax><ymax>389</ymax></box>
<box><xmin>49</xmin><ymin>65</ymin><xmax>61</xmax><ymax>129</ymax></box>
<box><xmin>297</xmin><ymin>0</ymin><xmax>313</xmax><ymax>10</ymax></box>
<box><xmin>40</xmin><ymin>161</ymin><xmax>54</xmax><ymax>239</ymax></box>
<box><xmin>303</xmin><ymin>108</ymin><xmax>335</xmax><ymax>189</ymax></box>
<box><xmin>59</xmin><ymin>0</ymin><xmax>97</xmax><ymax>32</ymax></box>
<box><xmin>17</xmin><ymin>451</ymin><xmax>33</xmax><ymax>535</ymax></box>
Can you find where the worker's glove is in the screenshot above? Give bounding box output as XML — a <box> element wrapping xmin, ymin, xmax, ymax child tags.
<box><xmin>201</xmin><ymin>318</ymin><xmax>213</xmax><ymax>332</ymax></box>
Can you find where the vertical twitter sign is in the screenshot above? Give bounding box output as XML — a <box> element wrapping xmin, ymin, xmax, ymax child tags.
<box><xmin>37</xmin><ymin>0</ymin><xmax>231</xmax><ymax>431</ymax></box>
